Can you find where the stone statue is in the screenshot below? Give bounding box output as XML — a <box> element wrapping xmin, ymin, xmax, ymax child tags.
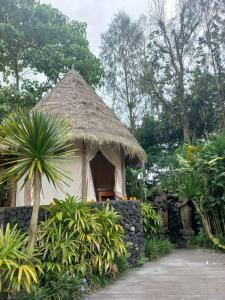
<box><xmin>177</xmin><ymin>196</ymin><xmax>194</xmax><ymax>236</ymax></box>
<box><xmin>155</xmin><ymin>191</ymin><xmax>168</xmax><ymax>230</ymax></box>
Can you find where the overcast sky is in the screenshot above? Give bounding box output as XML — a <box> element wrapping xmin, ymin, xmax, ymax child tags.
<box><xmin>41</xmin><ymin>0</ymin><xmax>174</xmax><ymax>56</ymax></box>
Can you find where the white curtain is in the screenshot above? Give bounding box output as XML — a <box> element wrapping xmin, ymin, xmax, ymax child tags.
<box><xmin>86</xmin><ymin>144</ymin><xmax>123</xmax><ymax>201</ymax></box>
<box><xmin>86</xmin><ymin>144</ymin><xmax>98</xmax><ymax>201</ymax></box>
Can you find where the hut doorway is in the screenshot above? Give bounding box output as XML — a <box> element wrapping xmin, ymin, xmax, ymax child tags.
<box><xmin>90</xmin><ymin>152</ymin><xmax>115</xmax><ymax>202</ymax></box>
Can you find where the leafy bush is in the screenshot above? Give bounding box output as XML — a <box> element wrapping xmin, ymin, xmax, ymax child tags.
<box><xmin>15</xmin><ymin>272</ymin><xmax>87</xmax><ymax>300</ymax></box>
<box><xmin>114</xmin><ymin>256</ymin><xmax>129</xmax><ymax>273</ymax></box>
<box><xmin>141</xmin><ymin>202</ymin><xmax>163</xmax><ymax>239</ymax></box>
<box><xmin>144</xmin><ymin>238</ymin><xmax>173</xmax><ymax>261</ymax></box>
<box><xmin>190</xmin><ymin>228</ymin><xmax>225</xmax><ymax>250</ymax></box>
<box><xmin>87</xmin><ymin>273</ymin><xmax>114</xmax><ymax>292</ymax></box>
<box><xmin>0</xmin><ymin>224</ymin><xmax>42</xmax><ymax>296</ymax></box>
<box><xmin>18</xmin><ymin>272</ymin><xmax>86</xmax><ymax>300</ymax></box>
<box><xmin>94</xmin><ymin>206</ymin><xmax>127</xmax><ymax>274</ymax></box>
<box><xmin>38</xmin><ymin>195</ymin><xmax>127</xmax><ymax>277</ymax></box>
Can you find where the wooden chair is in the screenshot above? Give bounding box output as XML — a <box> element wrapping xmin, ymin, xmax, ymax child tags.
<box><xmin>97</xmin><ymin>191</ymin><xmax>115</xmax><ymax>203</ymax></box>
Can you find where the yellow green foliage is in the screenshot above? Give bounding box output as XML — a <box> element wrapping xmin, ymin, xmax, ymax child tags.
<box><xmin>0</xmin><ymin>224</ymin><xmax>42</xmax><ymax>294</ymax></box>
<box><xmin>38</xmin><ymin>195</ymin><xmax>127</xmax><ymax>277</ymax></box>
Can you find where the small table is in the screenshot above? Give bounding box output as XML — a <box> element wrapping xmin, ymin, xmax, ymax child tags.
<box><xmin>97</xmin><ymin>191</ymin><xmax>115</xmax><ymax>203</ymax></box>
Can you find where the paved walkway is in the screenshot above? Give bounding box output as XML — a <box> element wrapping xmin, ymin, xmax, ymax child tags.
<box><xmin>90</xmin><ymin>249</ymin><xmax>225</xmax><ymax>300</ymax></box>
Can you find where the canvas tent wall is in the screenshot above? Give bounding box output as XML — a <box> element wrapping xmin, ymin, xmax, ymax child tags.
<box><xmin>16</xmin><ymin>143</ymin><xmax>125</xmax><ymax>206</ymax></box>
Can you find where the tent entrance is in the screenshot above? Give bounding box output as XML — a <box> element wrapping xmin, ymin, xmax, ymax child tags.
<box><xmin>90</xmin><ymin>152</ymin><xmax>115</xmax><ymax>202</ymax></box>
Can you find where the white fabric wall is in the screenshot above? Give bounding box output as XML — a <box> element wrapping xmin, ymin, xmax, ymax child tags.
<box><xmin>16</xmin><ymin>143</ymin><xmax>124</xmax><ymax>206</ymax></box>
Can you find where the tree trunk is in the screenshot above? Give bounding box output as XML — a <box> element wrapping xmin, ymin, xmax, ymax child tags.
<box><xmin>14</xmin><ymin>60</ymin><xmax>20</xmax><ymax>90</ymax></box>
<box><xmin>128</xmin><ymin>105</ymin><xmax>136</xmax><ymax>134</ymax></box>
<box><xmin>28</xmin><ymin>169</ymin><xmax>42</xmax><ymax>251</ymax></box>
<box><xmin>181</xmin><ymin>113</ymin><xmax>191</xmax><ymax>144</ymax></box>
<box><xmin>82</xmin><ymin>141</ymin><xmax>87</xmax><ymax>201</ymax></box>
<box><xmin>177</xmin><ymin>74</ymin><xmax>191</xmax><ymax>144</ymax></box>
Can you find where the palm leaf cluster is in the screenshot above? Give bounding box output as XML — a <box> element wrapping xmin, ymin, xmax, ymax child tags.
<box><xmin>0</xmin><ymin>110</ymin><xmax>75</xmax><ymax>188</ymax></box>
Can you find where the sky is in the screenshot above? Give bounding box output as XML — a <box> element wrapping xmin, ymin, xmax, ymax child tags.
<box><xmin>41</xmin><ymin>0</ymin><xmax>174</xmax><ymax>56</ymax></box>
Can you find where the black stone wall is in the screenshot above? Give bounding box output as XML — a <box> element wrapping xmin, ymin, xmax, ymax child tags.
<box><xmin>0</xmin><ymin>206</ymin><xmax>47</xmax><ymax>231</ymax></box>
<box><xmin>93</xmin><ymin>200</ymin><xmax>144</xmax><ymax>266</ymax></box>
<box><xmin>0</xmin><ymin>200</ymin><xmax>144</xmax><ymax>266</ymax></box>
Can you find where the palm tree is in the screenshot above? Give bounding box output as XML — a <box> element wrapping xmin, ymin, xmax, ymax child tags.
<box><xmin>0</xmin><ymin>110</ymin><xmax>75</xmax><ymax>250</ymax></box>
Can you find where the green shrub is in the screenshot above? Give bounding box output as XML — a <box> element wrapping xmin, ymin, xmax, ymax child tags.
<box><xmin>38</xmin><ymin>195</ymin><xmax>127</xmax><ymax>277</ymax></box>
<box><xmin>190</xmin><ymin>228</ymin><xmax>225</xmax><ymax>250</ymax></box>
<box><xmin>141</xmin><ymin>202</ymin><xmax>163</xmax><ymax>238</ymax></box>
<box><xmin>114</xmin><ymin>256</ymin><xmax>129</xmax><ymax>273</ymax></box>
<box><xmin>0</xmin><ymin>224</ymin><xmax>42</xmax><ymax>296</ymax></box>
<box><xmin>144</xmin><ymin>238</ymin><xmax>173</xmax><ymax>261</ymax></box>
<box><xmin>87</xmin><ymin>273</ymin><xmax>114</xmax><ymax>292</ymax></box>
<box><xmin>18</xmin><ymin>272</ymin><xmax>85</xmax><ymax>300</ymax></box>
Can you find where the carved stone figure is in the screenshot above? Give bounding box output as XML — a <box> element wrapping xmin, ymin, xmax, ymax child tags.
<box><xmin>155</xmin><ymin>191</ymin><xmax>168</xmax><ymax>230</ymax></box>
<box><xmin>177</xmin><ymin>196</ymin><xmax>194</xmax><ymax>235</ymax></box>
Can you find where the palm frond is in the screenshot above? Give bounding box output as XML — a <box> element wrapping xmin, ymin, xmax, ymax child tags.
<box><xmin>0</xmin><ymin>110</ymin><xmax>76</xmax><ymax>188</ymax></box>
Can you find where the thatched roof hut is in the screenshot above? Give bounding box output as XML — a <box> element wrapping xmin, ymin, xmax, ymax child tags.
<box><xmin>35</xmin><ymin>69</ymin><xmax>146</xmax><ymax>162</ymax></box>
<box><xmin>15</xmin><ymin>69</ymin><xmax>146</xmax><ymax>206</ymax></box>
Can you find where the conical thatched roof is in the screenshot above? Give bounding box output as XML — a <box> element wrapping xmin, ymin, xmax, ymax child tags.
<box><xmin>35</xmin><ymin>70</ymin><xmax>146</xmax><ymax>163</ymax></box>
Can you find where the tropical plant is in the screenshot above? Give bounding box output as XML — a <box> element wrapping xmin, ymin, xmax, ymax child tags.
<box><xmin>126</xmin><ymin>167</ymin><xmax>150</xmax><ymax>200</ymax></box>
<box><xmin>0</xmin><ymin>224</ymin><xmax>42</xmax><ymax>296</ymax></box>
<box><xmin>38</xmin><ymin>195</ymin><xmax>127</xmax><ymax>277</ymax></box>
<box><xmin>18</xmin><ymin>272</ymin><xmax>86</xmax><ymax>300</ymax></box>
<box><xmin>0</xmin><ymin>110</ymin><xmax>75</xmax><ymax>250</ymax></box>
<box><xmin>114</xmin><ymin>255</ymin><xmax>129</xmax><ymax>274</ymax></box>
<box><xmin>94</xmin><ymin>205</ymin><xmax>127</xmax><ymax>274</ymax></box>
<box><xmin>141</xmin><ymin>202</ymin><xmax>163</xmax><ymax>239</ymax></box>
<box><xmin>163</xmin><ymin>132</ymin><xmax>225</xmax><ymax>249</ymax></box>
<box><xmin>144</xmin><ymin>238</ymin><xmax>173</xmax><ymax>261</ymax></box>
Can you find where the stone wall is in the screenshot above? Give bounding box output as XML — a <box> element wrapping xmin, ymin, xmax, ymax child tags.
<box><xmin>93</xmin><ymin>200</ymin><xmax>144</xmax><ymax>266</ymax></box>
<box><xmin>0</xmin><ymin>206</ymin><xmax>47</xmax><ymax>231</ymax></box>
<box><xmin>0</xmin><ymin>200</ymin><xmax>144</xmax><ymax>266</ymax></box>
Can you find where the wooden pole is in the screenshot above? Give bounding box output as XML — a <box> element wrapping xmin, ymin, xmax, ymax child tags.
<box><xmin>121</xmin><ymin>152</ymin><xmax>126</xmax><ymax>197</ymax></box>
<box><xmin>10</xmin><ymin>178</ymin><xmax>17</xmax><ymax>207</ymax></box>
<box><xmin>24</xmin><ymin>179</ymin><xmax>32</xmax><ymax>206</ymax></box>
<box><xmin>82</xmin><ymin>141</ymin><xmax>87</xmax><ymax>201</ymax></box>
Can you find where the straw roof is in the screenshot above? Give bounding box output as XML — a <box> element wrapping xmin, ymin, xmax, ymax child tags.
<box><xmin>35</xmin><ymin>70</ymin><xmax>147</xmax><ymax>163</ymax></box>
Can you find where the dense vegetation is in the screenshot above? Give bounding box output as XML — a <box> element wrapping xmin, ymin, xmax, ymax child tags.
<box><xmin>1</xmin><ymin>0</ymin><xmax>225</xmax><ymax>297</ymax></box>
<box><xmin>141</xmin><ymin>202</ymin><xmax>173</xmax><ymax>261</ymax></box>
<box><xmin>162</xmin><ymin>132</ymin><xmax>225</xmax><ymax>249</ymax></box>
<box><xmin>100</xmin><ymin>0</ymin><xmax>225</xmax><ymax>168</ymax></box>
<box><xmin>0</xmin><ymin>0</ymin><xmax>103</xmax><ymax>121</ymax></box>
<box><xmin>0</xmin><ymin>196</ymin><xmax>171</xmax><ymax>299</ymax></box>
<box><xmin>100</xmin><ymin>0</ymin><xmax>225</xmax><ymax>250</ymax></box>
<box><xmin>0</xmin><ymin>196</ymin><xmax>127</xmax><ymax>299</ymax></box>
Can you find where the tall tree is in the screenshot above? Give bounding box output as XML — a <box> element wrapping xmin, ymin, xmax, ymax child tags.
<box><xmin>142</xmin><ymin>0</ymin><xmax>202</xmax><ymax>143</ymax></box>
<box><xmin>199</xmin><ymin>0</ymin><xmax>225</xmax><ymax>128</ymax></box>
<box><xmin>100</xmin><ymin>11</ymin><xmax>148</xmax><ymax>133</ymax></box>
<box><xmin>0</xmin><ymin>0</ymin><xmax>102</xmax><ymax>89</ymax></box>
<box><xmin>0</xmin><ymin>0</ymin><xmax>103</xmax><ymax>122</ymax></box>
